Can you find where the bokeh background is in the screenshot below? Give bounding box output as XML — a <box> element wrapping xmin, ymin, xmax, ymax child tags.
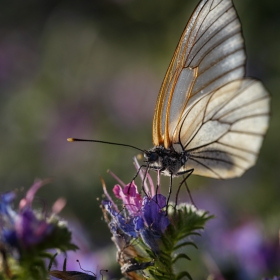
<box><xmin>0</xmin><ymin>0</ymin><xmax>279</xmax><ymax>279</ymax></box>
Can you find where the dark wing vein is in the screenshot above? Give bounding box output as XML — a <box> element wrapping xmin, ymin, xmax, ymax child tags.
<box><xmin>188</xmin><ymin>15</ymin><xmax>239</xmax><ymax>67</ymax></box>
<box><xmin>191</xmin><ymin>148</ymin><xmax>251</xmax><ymax>162</ymax></box>
<box><xmin>187</xmin><ymin>157</ymin><xmax>224</xmax><ymax>179</ymax></box>
<box><xmin>189</xmin><ymin>154</ymin><xmax>246</xmax><ymax>170</ymax></box>
<box><xmin>192</xmin><ymin>63</ymin><xmax>244</xmax><ymax>95</ymax></box>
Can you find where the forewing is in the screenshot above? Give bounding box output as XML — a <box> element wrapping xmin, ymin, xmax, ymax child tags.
<box><xmin>152</xmin><ymin>0</ymin><xmax>245</xmax><ymax>148</ymax></box>
<box><xmin>180</xmin><ymin>79</ymin><xmax>270</xmax><ymax>179</ymax></box>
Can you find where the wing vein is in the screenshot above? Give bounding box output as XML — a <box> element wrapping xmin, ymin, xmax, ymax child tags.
<box><xmin>192</xmin><ymin>149</ymin><xmax>251</xmax><ymax>162</ymax></box>
<box><xmin>187</xmin><ymin>157</ymin><xmax>223</xmax><ymax>179</ymax></box>
<box><xmin>189</xmin><ymin>154</ymin><xmax>247</xmax><ymax>170</ymax></box>
<box><xmin>192</xmin><ymin>63</ymin><xmax>244</xmax><ymax>95</ymax></box>
<box><xmin>189</xmin><ymin>16</ymin><xmax>239</xmax><ymax>67</ymax></box>
<box><xmin>216</xmin><ymin>95</ymin><xmax>269</xmax><ymax>120</ymax></box>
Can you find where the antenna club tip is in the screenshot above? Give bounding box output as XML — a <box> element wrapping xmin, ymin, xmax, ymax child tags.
<box><xmin>137</xmin><ymin>153</ymin><xmax>143</xmax><ymax>160</ymax></box>
<box><xmin>67</xmin><ymin>138</ymin><xmax>74</xmax><ymax>142</ymax></box>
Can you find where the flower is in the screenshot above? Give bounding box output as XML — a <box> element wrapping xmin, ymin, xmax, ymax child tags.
<box><xmin>113</xmin><ymin>181</ymin><xmax>142</xmax><ymax>216</ymax></box>
<box><xmin>0</xmin><ymin>179</ymin><xmax>78</xmax><ymax>280</ymax></box>
<box><xmin>102</xmin><ymin>165</ymin><xmax>170</xmax><ymax>253</ymax></box>
<box><xmin>0</xmin><ymin>179</ymin><xmax>54</xmax><ymax>251</ymax></box>
<box><xmin>101</xmin><ymin>162</ymin><xmax>169</xmax><ymax>278</ymax></box>
<box><xmin>4</xmin><ymin>208</ymin><xmax>53</xmax><ymax>250</ymax></box>
<box><xmin>102</xmin><ymin>199</ymin><xmax>137</xmax><ymax>238</ymax></box>
<box><xmin>134</xmin><ymin>194</ymin><xmax>169</xmax><ymax>252</ymax></box>
<box><xmin>101</xmin><ymin>159</ymin><xmax>211</xmax><ymax>280</ymax></box>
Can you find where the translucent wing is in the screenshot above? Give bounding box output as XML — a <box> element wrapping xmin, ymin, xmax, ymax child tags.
<box><xmin>179</xmin><ymin>79</ymin><xmax>270</xmax><ymax>179</ymax></box>
<box><xmin>152</xmin><ymin>0</ymin><xmax>246</xmax><ymax>148</ymax></box>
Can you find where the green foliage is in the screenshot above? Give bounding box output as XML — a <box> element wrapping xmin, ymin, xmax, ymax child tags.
<box><xmin>137</xmin><ymin>204</ymin><xmax>212</xmax><ymax>280</ymax></box>
<box><xmin>0</xmin><ymin>219</ymin><xmax>78</xmax><ymax>280</ymax></box>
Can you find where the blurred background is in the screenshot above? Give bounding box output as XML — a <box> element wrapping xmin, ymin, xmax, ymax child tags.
<box><xmin>0</xmin><ymin>0</ymin><xmax>279</xmax><ymax>279</ymax></box>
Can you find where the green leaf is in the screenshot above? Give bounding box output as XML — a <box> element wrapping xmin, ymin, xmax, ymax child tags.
<box><xmin>150</xmin><ymin>204</ymin><xmax>213</xmax><ymax>280</ymax></box>
<box><xmin>173</xmin><ymin>241</ymin><xmax>198</xmax><ymax>251</ymax></box>
<box><xmin>172</xmin><ymin>253</ymin><xmax>191</xmax><ymax>263</ymax></box>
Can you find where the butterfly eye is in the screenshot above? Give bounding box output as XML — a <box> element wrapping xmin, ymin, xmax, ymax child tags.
<box><xmin>148</xmin><ymin>152</ymin><xmax>159</xmax><ymax>162</ymax></box>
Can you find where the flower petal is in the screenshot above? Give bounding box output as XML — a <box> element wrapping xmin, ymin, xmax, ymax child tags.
<box><xmin>113</xmin><ymin>182</ymin><xmax>142</xmax><ymax>216</ymax></box>
<box><xmin>142</xmin><ymin>195</ymin><xmax>169</xmax><ymax>235</ymax></box>
<box><xmin>102</xmin><ymin>200</ymin><xmax>137</xmax><ymax>238</ymax></box>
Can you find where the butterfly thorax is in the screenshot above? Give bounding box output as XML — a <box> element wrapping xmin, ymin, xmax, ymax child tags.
<box><xmin>144</xmin><ymin>146</ymin><xmax>189</xmax><ymax>176</ymax></box>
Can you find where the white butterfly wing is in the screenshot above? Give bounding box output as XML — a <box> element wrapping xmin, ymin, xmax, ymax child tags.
<box><xmin>180</xmin><ymin>79</ymin><xmax>270</xmax><ymax>178</ymax></box>
<box><xmin>153</xmin><ymin>0</ymin><xmax>246</xmax><ymax>148</ymax></box>
<box><xmin>152</xmin><ymin>0</ymin><xmax>270</xmax><ymax>178</ymax></box>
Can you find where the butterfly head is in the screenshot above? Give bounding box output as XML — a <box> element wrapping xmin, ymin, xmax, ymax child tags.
<box><xmin>144</xmin><ymin>150</ymin><xmax>159</xmax><ymax>163</ymax></box>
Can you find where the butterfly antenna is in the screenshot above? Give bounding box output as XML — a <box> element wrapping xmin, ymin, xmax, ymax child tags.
<box><xmin>67</xmin><ymin>138</ymin><xmax>145</xmax><ymax>153</ymax></box>
<box><xmin>100</xmin><ymin>269</ymin><xmax>109</xmax><ymax>280</ymax></box>
<box><xmin>76</xmin><ymin>259</ymin><xmax>96</xmax><ymax>276</ymax></box>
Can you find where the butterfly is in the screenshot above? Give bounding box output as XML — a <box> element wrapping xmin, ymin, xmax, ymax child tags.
<box><xmin>68</xmin><ymin>0</ymin><xmax>270</xmax><ymax>195</ymax></box>
<box><xmin>144</xmin><ymin>0</ymin><xmax>270</xmax><ymax>182</ymax></box>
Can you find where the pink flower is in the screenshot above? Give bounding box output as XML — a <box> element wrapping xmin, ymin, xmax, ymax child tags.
<box><xmin>113</xmin><ymin>182</ymin><xmax>142</xmax><ymax>216</ymax></box>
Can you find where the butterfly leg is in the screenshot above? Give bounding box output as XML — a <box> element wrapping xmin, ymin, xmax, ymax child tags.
<box><xmin>140</xmin><ymin>165</ymin><xmax>151</xmax><ymax>197</ymax></box>
<box><xmin>183</xmin><ymin>176</ymin><xmax>197</xmax><ymax>208</ymax></box>
<box><xmin>175</xmin><ymin>169</ymin><xmax>194</xmax><ymax>206</ymax></box>
<box><xmin>166</xmin><ymin>174</ymin><xmax>173</xmax><ymax>213</ymax></box>
<box><xmin>128</xmin><ymin>164</ymin><xmax>147</xmax><ymax>194</ymax></box>
<box><xmin>130</xmin><ymin>164</ymin><xmax>147</xmax><ymax>182</ymax></box>
<box><xmin>155</xmin><ymin>170</ymin><xmax>160</xmax><ymax>203</ymax></box>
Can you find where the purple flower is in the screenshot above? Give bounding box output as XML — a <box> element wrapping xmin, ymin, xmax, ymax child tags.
<box><xmin>102</xmin><ymin>160</ymin><xmax>170</xmax><ymax>253</ymax></box>
<box><xmin>134</xmin><ymin>194</ymin><xmax>169</xmax><ymax>252</ymax></box>
<box><xmin>0</xmin><ymin>192</ymin><xmax>17</xmax><ymax>225</ymax></box>
<box><xmin>15</xmin><ymin>209</ymin><xmax>53</xmax><ymax>248</ymax></box>
<box><xmin>137</xmin><ymin>194</ymin><xmax>169</xmax><ymax>235</ymax></box>
<box><xmin>102</xmin><ymin>200</ymin><xmax>137</xmax><ymax>238</ymax></box>
<box><xmin>102</xmin><ymin>159</ymin><xmax>211</xmax><ymax>279</ymax></box>
<box><xmin>0</xmin><ymin>179</ymin><xmax>58</xmax><ymax>251</ymax></box>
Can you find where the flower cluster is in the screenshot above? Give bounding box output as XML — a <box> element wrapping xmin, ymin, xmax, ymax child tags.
<box><xmin>102</xmin><ymin>180</ymin><xmax>169</xmax><ymax>253</ymax></box>
<box><xmin>1</xmin><ymin>181</ymin><xmax>53</xmax><ymax>252</ymax></box>
<box><xmin>101</xmin><ymin>160</ymin><xmax>211</xmax><ymax>279</ymax></box>
<box><xmin>0</xmin><ymin>179</ymin><xmax>78</xmax><ymax>279</ymax></box>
